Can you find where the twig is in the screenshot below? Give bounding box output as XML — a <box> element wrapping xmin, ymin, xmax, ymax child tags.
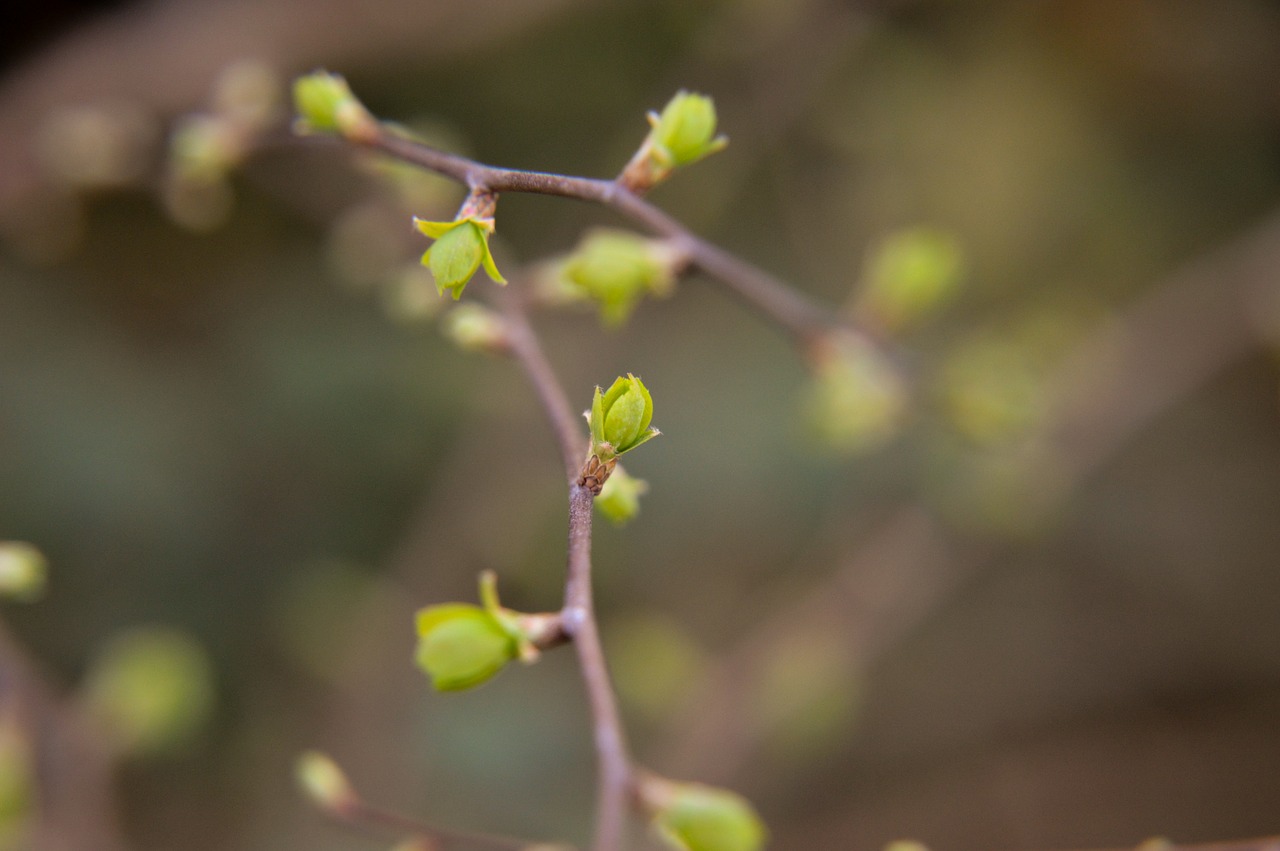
<box><xmin>497</xmin><ymin>290</ymin><xmax>634</xmax><ymax>850</ymax></box>
<box><xmin>360</xmin><ymin>128</ymin><xmax>835</xmax><ymax>342</ymax></box>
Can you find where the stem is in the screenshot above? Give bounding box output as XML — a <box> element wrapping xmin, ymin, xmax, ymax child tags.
<box><xmin>496</xmin><ymin>291</ymin><xmax>633</xmax><ymax>850</ymax></box>
<box><xmin>496</xmin><ymin>289</ymin><xmax>583</xmax><ymax>482</ymax></box>
<box><xmin>360</xmin><ymin>129</ymin><xmax>833</xmax><ymax>342</ymax></box>
<box><xmin>562</xmin><ymin>483</ymin><xmax>631</xmax><ymax>851</ymax></box>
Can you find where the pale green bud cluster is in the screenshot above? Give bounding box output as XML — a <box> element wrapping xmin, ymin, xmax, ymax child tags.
<box><xmin>639</xmin><ymin>775</ymin><xmax>767</xmax><ymax>851</ymax></box>
<box><xmin>414</xmin><ymin>216</ymin><xmax>506</xmax><ymax>300</ymax></box>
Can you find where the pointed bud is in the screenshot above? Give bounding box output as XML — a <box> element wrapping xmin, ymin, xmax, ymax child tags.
<box><xmin>295</xmin><ymin>751</ymin><xmax>357</xmax><ymax>814</ymax></box>
<box><xmin>639</xmin><ymin>774</ymin><xmax>767</xmax><ymax>851</ymax></box>
<box><xmin>414</xmin><ymin>216</ymin><xmax>506</xmax><ymax>300</ymax></box>
<box><xmin>589</xmin><ymin>374</ymin><xmax>659</xmax><ymax>464</ymax></box>
<box><xmin>595</xmin><ymin>464</ymin><xmax>648</xmax><ymax>525</ymax></box>
<box><xmin>292</xmin><ymin>71</ymin><xmax>375</xmax><ymax>141</ymax></box>
<box><xmin>652</xmin><ymin>92</ymin><xmax>727</xmax><ymax>167</ymax></box>
<box><xmin>0</xmin><ymin>542</ymin><xmax>46</xmax><ymax>602</ymax></box>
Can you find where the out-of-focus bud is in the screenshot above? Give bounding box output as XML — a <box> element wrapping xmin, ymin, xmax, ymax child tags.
<box><xmin>620</xmin><ymin>91</ymin><xmax>728</xmax><ymax>192</ymax></box>
<box><xmin>801</xmin><ymin>333</ymin><xmax>907</xmax><ymax>455</ymax></box>
<box><xmin>292</xmin><ymin>71</ymin><xmax>376</xmax><ymax>141</ymax></box>
<box><xmin>82</xmin><ymin>627</ymin><xmax>215</xmax><ymax>757</ymax></box>
<box><xmin>413</xmin><ymin>215</ymin><xmax>505</xmax><ymax>300</ymax></box>
<box><xmin>211</xmin><ymin>60</ymin><xmax>282</xmax><ymax>133</ymax></box>
<box><xmin>295</xmin><ymin>750</ymin><xmax>357</xmax><ymax>814</ymax></box>
<box><xmin>595</xmin><ymin>464</ymin><xmax>649</xmax><ymax>525</ymax></box>
<box><xmin>37</xmin><ymin>102</ymin><xmax>158</xmax><ymax>190</ymax></box>
<box><xmin>854</xmin><ymin>227</ymin><xmax>965</xmax><ymax>333</ymax></box>
<box><xmin>557</xmin><ymin>229</ymin><xmax>683</xmax><ymax>326</ymax></box>
<box><xmin>883</xmin><ymin>842</ymin><xmax>931</xmax><ymax>851</ymax></box>
<box><xmin>440</xmin><ymin>304</ymin><xmax>510</xmax><ymax>354</ymax></box>
<box><xmin>0</xmin><ymin>542</ymin><xmax>46</xmax><ymax>602</ymax></box>
<box><xmin>638</xmin><ymin>773</ymin><xmax>767</xmax><ymax>851</ymax></box>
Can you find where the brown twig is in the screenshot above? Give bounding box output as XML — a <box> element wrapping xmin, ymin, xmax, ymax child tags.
<box><xmin>360</xmin><ymin>127</ymin><xmax>835</xmax><ymax>342</ymax></box>
<box><xmin>498</xmin><ymin>288</ymin><xmax>634</xmax><ymax>851</ymax></box>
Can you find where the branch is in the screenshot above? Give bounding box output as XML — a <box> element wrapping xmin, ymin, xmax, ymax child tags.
<box><xmin>361</xmin><ymin>128</ymin><xmax>836</xmax><ymax>342</ymax></box>
<box><xmin>495</xmin><ymin>291</ymin><xmax>634</xmax><ymax>850</ymax></box>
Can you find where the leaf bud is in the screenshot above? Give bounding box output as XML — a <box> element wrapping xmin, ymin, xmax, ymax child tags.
<box><xmin>413</xmin><ymin>216</ymin><xmax>506</xmax><ymax>300</ymax></box>
<box><xmin>440</xmin><ymin>304</ymin><xmax>510</xmax><ymax>354</ymax></box>
<box><xmin>82</xmin><ymin>627</ymin><xmax>216</xmax><ymax>756</ymax></box>
<box><xmin>295</xmin><ymin>751</ymin><xmax>357</xmax><ymax>814</ymax></box>
<box><xmin>855</xmin><ymin>227</ymin><xmax>965</xmax><ymax>333</ymax></box>
<box><xmin>638</xmin><ymin>773</ymin><xmax>767</xmax><ymax>851</ymax></box>
<box><xmin>595</xmin><ymin>464</ymin><xmax>648</xmax><ymax>525</ymax></box>
<box><xmin>0</xmin><ymin>542</ymin><xmax>46</xmax><ymax>602</ymax></box>
<box><xmin>559</xmin><ymin>229</ymin><xmax>683</xmax><ymax>326</ymax></box>
<box><xmin>802</xmin><ymin>333</ymin><xmax>906</xmax><ymax>455</ymax></box>
<box><xmin>292</xmin><ymin>71</ymin><xmax>375</xmax><ymax>141</ymax></box>
<box><xmin>620</xmin><ymin>90</ymin><xmax>727</xmax><ymax>191</ymax></box>
<box><xmin>588</xmin><ymin>374</ymin><xmax>660</xmax><ymax>463</ymax></box>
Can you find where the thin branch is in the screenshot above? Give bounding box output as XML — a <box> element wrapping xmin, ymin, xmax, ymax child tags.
<box><xmin>560</xmin><ymin>483</ymin><xmax>632</xmax><ymax>851</ymax></box>
<box><xmin>328</xmin><ymin>789</ymin><xmax>557</xmax><ymax>850</ymax></box>
<box><xmin>493</xmin><ymin>290</ymin><xmax>634</xmax><ymax>850</ymax></box>
<box><xmin>361</xmin><ymin>128</ymin><xmax>835</xmax><ymax>342</ymax></box>
<box><xmin>495</xmin><ymin>288</ymin><xmax>584</xmax><ymax>482</ymax></box>
<box><xmin>1068</xmin><ymin>838</ymin><xmax>1280</xmax><ymax>851</ymax></box>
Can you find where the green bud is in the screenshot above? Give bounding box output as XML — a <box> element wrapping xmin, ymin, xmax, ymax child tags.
<box><xmin>82</xmin><ymin>627</ymin><xmax>215</xmax><ymax>756</ymax></box>
<box><xmin>856</xmin><ymin>228</ymin><xmax>965</xmax><ymax>332</ymax></box>
<box><xmin>590</xmin><ymin>374</ymin><xmax>659</xmax><ymax>461</ymax></box>
<box><xmin>414</xmin><ymin>217</ymin><xmax>506</xmax><ymax>300</ymax></box>
<box><xmin>641</xmin><ymin>776</ymin><xmax>767</xmax><ymax>851</ymax></box>
<box><xmin>441</xmin><ymin>303</ymin><xmax>509</xmax><ymax>353</ymax></box>
<box><xmin>595</xmin><ymin>464</ymin><xmax>649</xmax><ymax>525</ymax></box>
<box><xmin>802</xmin><ymin>334</ymin><xmax>906</xmax><ymax>455</ymax></box>
<box><xmin>169</xmin><ymin>115</ymin><xmax>237</xmax><ymax>183</ymax></box>
<box><xmin>651</xmin><ymin>91</ymin><xmax>728</xmax><ymax>168</ymax></box>
<box><xmin>414</xmin><ymin>604</ymin><xmax>517</xmax><ymax>691</ymax></box>
<box><xmin>0</xmin><ymin>542</ymin><xmax>46</xmax><ymax>602</ymax></box>
<box><xmin>292</xmin><ymin>71</ymin><xmax>374</xmax><ymax>139</ymax></box>
<box><xmin>561</xmin><ymin>230</ymin><xmax>680</xmax><ymax>326</ymax></box>
<box><xmin>295</xmin><ymin>751</ymin><xmax>356</xmax><ymax>813</ymax></box>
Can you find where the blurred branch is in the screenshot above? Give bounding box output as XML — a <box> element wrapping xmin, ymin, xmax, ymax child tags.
<box><xmin>657</xmin><ymin>206</ymin><xmax>1280</xmax><ymax>781</ymax></box>
<box><xmin>0</xmin><ymin>619</ymin><xmax>124</xmax><ymax>851</ymax></box>
<box><xmin>0</xmin><ymin>0</ymin><xmax>583</xmax><ymax>210</ymax></box>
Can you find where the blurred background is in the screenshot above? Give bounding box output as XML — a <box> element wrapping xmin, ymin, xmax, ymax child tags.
<box><xmin>2</xmin><ymin>1</ymin><xmax>1280</xmax><ymax>849</ymax></box>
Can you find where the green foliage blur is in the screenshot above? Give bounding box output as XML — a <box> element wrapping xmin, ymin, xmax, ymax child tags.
<box><xmin>3</xmin><ymin>2</ymin><xmax>1280</xmax><ymax>850</ymax></box>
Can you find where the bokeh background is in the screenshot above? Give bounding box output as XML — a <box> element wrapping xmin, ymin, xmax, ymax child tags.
<box><xmin>2</xmin><ymin>1</ymin><xmax>1280</xmax><ymax>849</ymax></box>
